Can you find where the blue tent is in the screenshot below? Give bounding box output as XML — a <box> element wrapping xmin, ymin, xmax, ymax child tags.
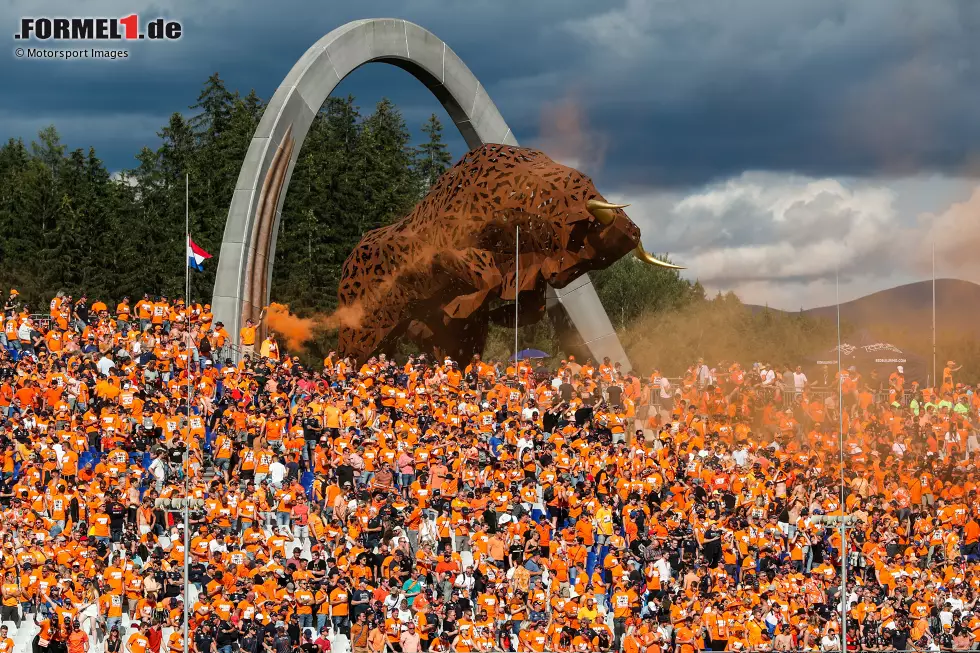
<box><xmin>512</xmin><ymin>348</ymin><xmax>550</xmax><ymax>361</ymax></box>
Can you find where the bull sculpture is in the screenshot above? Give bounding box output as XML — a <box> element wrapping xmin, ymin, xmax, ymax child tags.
<box><xmin>337</xmin><ymin>144</ymin><xmax>681</xmax><ymax>363</ymax></box>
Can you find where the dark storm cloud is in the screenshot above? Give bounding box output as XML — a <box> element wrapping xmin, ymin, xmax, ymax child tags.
<box><xmin>2</xmin><ymin>0</ymin><xmax>978</xmax><ymax>187</ymax></box>
<box><xmin>560</xmin><ymin>0</ymin><xmax>980</xmax><ymax>187</ymax></box>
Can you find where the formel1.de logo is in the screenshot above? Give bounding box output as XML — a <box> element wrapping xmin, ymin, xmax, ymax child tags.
<box><xmin>15</xmin><ymin>15</ymin><xmax>182</xmax><ymax>41</ymax></box>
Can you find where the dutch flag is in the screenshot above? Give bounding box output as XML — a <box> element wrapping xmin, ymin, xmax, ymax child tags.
<box><xmin>187</xmin><ymin>236</ymin><xmax>212</xmax><ymax>272</ymax></box>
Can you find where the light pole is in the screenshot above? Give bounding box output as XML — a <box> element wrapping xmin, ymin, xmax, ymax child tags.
<box><xmin>811</xmin><ymin>514</ymin><xmax>859</xmax><ymax>644</ymax></box>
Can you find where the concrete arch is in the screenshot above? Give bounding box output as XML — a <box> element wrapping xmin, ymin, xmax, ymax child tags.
<box><xmin>212</xmin><ymin>18</ymin><xmax>632</xmax><ymax>370</ymax></box>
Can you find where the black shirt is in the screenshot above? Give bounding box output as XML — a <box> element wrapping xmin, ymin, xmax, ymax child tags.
<box><xmin>558</xmin><ymin>382</ymin><xmax>574</xmax><ymax>403</ymax></box>
<box><xmin>216</xmin><ymin>621</ymin><xmax>239</xmax><ymax>646</ymax></box>
<box><xmin>606</xmin><ymin>385</ymin><xmax>623</xmax><ymax>407</ymax></box>
<box><xmin>351</xmin><ymin>589</ymin><xmax>372</xmax><ymax>618</ymax></box>
<box><xmin>239</xmin><ymin>632</ymin><xmax>259</xmax><ymax>653</ymax></box>
<box><xmin>441</xmin><ymin>618</ymin><xmax>458</xmax><ymax>641</ymax></box>
<box><xmin>194</xmin><ymin>632</ymin><xmax>214</xmax><ymax>653</ymax></box>
<box><xmin>888</xmin><ymin>628</ymin><xmax>910</xmax><ymax>651</ymax></box>
<box><xmin>336</xmin><ymin>464</ymin><xmax>355</xmax><ymax>488</ymax></box>
<box><xmin>165</xmin><ymin>570</ymin><xmax>183</xmax><ymax>597</ymax></box>
<box><xmin>302</xmin><ymin>417</ymin><xmax>321</xmax><ymax>441</ymax></box>
<box><xmin>308</xmin><ymin>558</ymin><xmax>327</xmax><ymax>582</ymax></box>
<box><xmin>574</xmin><ymin>405</ymin><xmax>593</xmax><ymax>427</ymax></box>
<box><xmin>107</xmin><ymin>501</ymin><xmax>127</xmax><ymax>529</ymax></box>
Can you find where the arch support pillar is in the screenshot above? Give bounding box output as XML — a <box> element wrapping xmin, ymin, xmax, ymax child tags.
<box><xmin>212</xmin><ymin>18</ymin><xmax>632</xmax><ymax>371</ymax></box>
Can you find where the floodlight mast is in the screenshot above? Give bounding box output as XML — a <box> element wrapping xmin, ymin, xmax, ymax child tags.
<box><xmin>811</xmin><ymin>513</ymin><xmax>859</xmax><ymax>641</ymax></box>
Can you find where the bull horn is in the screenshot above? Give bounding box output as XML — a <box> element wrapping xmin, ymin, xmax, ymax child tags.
<box><xmin>586</xmin><ymin>199</ymin><xmax>628</xmax><ymax>226</ymax></box>
<box><xmin>634</xmin><ymin>242</ymin><xmax>685</xmax><ymax>269</ymax></box>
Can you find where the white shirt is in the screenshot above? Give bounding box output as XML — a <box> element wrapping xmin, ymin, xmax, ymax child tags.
<box><xmin>732</xmin><ymin>448</ymin><xmax>749</xmax><ymax>467</ymax></box>
<box><xmin>793</xmin><ymin>372</ymin><xmax>808</xmax><ymax>391</ymax></box>
<box><xmin>658</xmin><ymin>378</ymin><xmax>672</xmax><ymax>399</ymax></box>
<box><xmin>383</xmin><ymin>592</ymin><xmax>401</xmax><ymax>611</ymax></box>
<box><xmin>940</xmin><ymin>609</ymin><xmax>954</xmax><ymax>627</ymax></box>
<box><xmin>454</xmin><ymin>573</ymin><xmax>475</xmax><ymax>591</ymax></box>
<box><xmin>268</xmin><ymin>461</ymin><xmax>286</xmax><ymax>485</ymax></box>
<box><xmin>97</xmin><ymin>356</ymin><xmax>115</xmax><ymax>376</ymax></box>
<box><xmin>761</xmin><ymin>369</ymin><xmax>776</xmax><ymax>386</ymax></box>
<box><xmin>149</xmin><ymin>457</ymin><xmax>166</xmax><ymax>482</ymax></box>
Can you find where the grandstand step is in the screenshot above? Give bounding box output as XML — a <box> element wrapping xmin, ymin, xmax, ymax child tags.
<box><xmin>328</xmin><ymin>634</ymin><xmax>351</xmax><ymax>653</ymax></box>
<box><xmin>13</xmin><ymin>622</ymin><xmax>37</xmax><ymax>649</ymax></box>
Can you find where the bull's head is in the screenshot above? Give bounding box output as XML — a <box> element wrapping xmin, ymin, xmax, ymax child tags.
<box><xmin>488</xmin><ymin>147</ymin><xmax>683</xmax><ymax>288</ymax></box>
<box><xmin>578</xmin><ymin>197</ymin><xmax>684</xmax><ymax>274</ymax></box>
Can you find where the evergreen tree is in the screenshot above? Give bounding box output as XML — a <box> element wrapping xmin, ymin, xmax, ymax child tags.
<box><xmin>414</xmin><ymin>114</ymin><xmax>452</xmax><ymax>191</ymax></box>
<box><xmin>186</xmin><ymin>75</ymin><xmax>245</xmax><ymax>300</ymax></box>
<box><xmin>189</xmin><ymin>73</ymin><xmax>235</xmax><ymax>141</ymax></box>
<box><xmin>0</xmin><ymin>81</ymin><xmax>445</xmax><ymax>338</ymax></box>
<box><xmin>355</xmin><ymin>99</ymin><xmax>419</xmax><ymax>233</ymax></box>
<box><xmin>275</xmin><ymin>96</ymin><xmax>366</xmax><ymax>313</ymax></box>
<box><xmin>149</xmin><ymin>113</ymin><xmax>197</xmax><ymax>297</ymax></box>
<box><xmin>591</xmin><ymin>255</ymin><xmax>696</xmax><ymax>329</ymax></box>
<box><xmin>273</xmin><ymin>97</ymin><xmax>421</xmax><ymax>318</ymax></box>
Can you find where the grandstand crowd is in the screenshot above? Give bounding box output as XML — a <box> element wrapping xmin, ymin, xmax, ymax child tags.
<box><xmin>0</xmin><ymin>289</ymin><xmax>978</xmax><ymax>653</ymax></box>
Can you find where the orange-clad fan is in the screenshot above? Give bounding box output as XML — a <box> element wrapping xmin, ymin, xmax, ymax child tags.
<box><xmin>0</xmin><ymin>289</ymin><xmax>978</xmax><ymax>653</ymax></box>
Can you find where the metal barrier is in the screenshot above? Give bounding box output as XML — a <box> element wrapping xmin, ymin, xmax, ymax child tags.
<box><xmin>654</xmin><ymin>380</ymin><xmax>917</xmax><ymax>409</ymax></box>
<box><xmin>336</xmin><ymin>649</ymin><xmax>974</xmax><ymax>653</ymax></box>
<box><xmin>28</xmin><ymin>313</ymin><xmax>52</xmax><ymax>331</ymax></box>
<box><xmin>690</xmin><ymin>650</ymin><xmax>970</xmax><ymax>653</ymax></box>
<box><xmin>153</xmin><ymin>498</ymin><xmax>206</xmax><ymax>510</ymax></box>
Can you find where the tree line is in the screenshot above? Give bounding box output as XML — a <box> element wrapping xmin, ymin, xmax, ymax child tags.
<box><xmin>3</xmin><ymin>72</ymin><xmax>778</xmax><ymax>370</ymax></box>
<box><xmin>0</xmin><ymin>73</ymin><xmax>453</xmax><ymax>315</ymax></box>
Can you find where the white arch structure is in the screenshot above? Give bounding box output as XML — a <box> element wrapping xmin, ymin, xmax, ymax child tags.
<box><xmin>212</xmin><ymin>18</ymin><xmax>632</xmax><ymax>370</ymax></box>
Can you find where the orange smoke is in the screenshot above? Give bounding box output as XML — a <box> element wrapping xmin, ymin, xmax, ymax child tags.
<box><xmin>537</xmin><ymin>92</ymin><xmax>607</xmax><ymax>173</ymax></box>
<box><xmin>265</xmin><ymin>301</ymin><xmax>369</xmax><ymax>351</ymax></box>
<box><xmin>323</xmin><ymin>302</ymin><xmax>366</xmax><ymax>331</ymax></box>
<box><xmin>266</xmin><ymin>302</ymin><xmax>318</xmax><ymax>350</ymax></box>
<box><xmin>266</xmin><ymin>243</ymin><xmax>447</xmax><ymax>354</ymax></box>
<box><xmin>922</xmin><ymin>186</ymin><xmax>980</xmax><ymax>276</ymax></box>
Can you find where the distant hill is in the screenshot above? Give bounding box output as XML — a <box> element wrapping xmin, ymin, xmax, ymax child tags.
<box><xmin>748</xmin><ymin>279</ymin><xmax>980</xmax><ymax>337</ymax></box>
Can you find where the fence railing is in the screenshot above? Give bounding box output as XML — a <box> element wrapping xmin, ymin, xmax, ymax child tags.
<box><xmin>656</xmin><ymin>379</ymin><xmax>918</xmax><ymax>408</ymax></box>
<box><xmin>690</xmin><ymin>650</ymin><xmax>970</xmax><ymax>653</ymax></box>
<box><xmin>28</xmin><ymin>313</ymin><xmax>52</xmax><ymax>331</ymax></box>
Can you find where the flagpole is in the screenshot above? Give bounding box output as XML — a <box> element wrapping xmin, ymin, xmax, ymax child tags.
<box><xmin>514</xmin><ymin>225</ymin><xmax>520</xmax><ymax>368</ymax></box>
<box><xmin>932</xmin><ymin>238</ymin><xmax>936</xmax><ymax>390</ymax></box>
<box><xmin>836</xmin><ymin>265</ymin><xmax>846</xmax><ymax>646</ymax></box>
<box><xmin>183</xmin><ymin>172</ymin><xmax>190</xmax><ymax>653</ymax></box>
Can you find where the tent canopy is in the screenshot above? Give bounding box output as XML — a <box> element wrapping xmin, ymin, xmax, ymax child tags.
<box><xmin>512</xmin><ymin>348</ymin><xmax>550</xmax><ymax>361</ymax></box>
<box><xmin>808</xmin><ymin>331</ymin><xmax>927</xmax><ymax>382</ymax></box>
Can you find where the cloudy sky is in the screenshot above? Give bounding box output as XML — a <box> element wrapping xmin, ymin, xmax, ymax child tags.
<box><xmin>4</xmin><ymin>0</ymin><xmax>979</xmax><ymax>309</ymax></box>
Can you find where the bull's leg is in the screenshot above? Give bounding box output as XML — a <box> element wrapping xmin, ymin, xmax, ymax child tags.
<box><xmin>336</xmin><ymin>293</ymin><xmax>406</xmax><ymax>365</ymax></box>
<box><xmin>337</xmin><ymin>264</ymin><xmax>416</xmax><ymax>364</ymax></box>
<box><xmin>339</xmin><ymin>321</ymin><xmax>394</xmax><ymax>365</ymax></box>
<box><xmin>431</xmin><ymin>312</ymin><xmax>490</xmax><ymax>363</ymax></box>
<box><xmin>436</xmin><ymin>248</ymin><xmax>502</xmax><ymax>320</ymax></box>
<box><xmin>488</xmin><ymin>286</ymin><xmax>547</xmax><ymax>328</ymax></box>
<box><xmin>407</xmin><ymin>311</ymin><xmax>490</xmax><ymax>363</ymax></box>
<box><xmin>406</xmin><ymin>320</ymin><xmax>434</xmax><ymax>344</ymax></box>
